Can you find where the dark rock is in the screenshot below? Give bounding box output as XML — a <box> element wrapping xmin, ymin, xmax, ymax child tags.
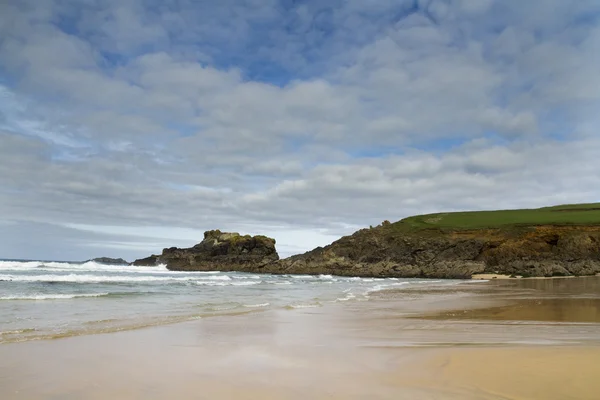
<box><xmin>270</xmin><ymin>225</ymin><xmax>600</xmax><ymax>279</ymax></box>
<box><xmin>142</xmin><ymin>230</ymin><xmax>279</xmax><ymax>271</ymax></box>
<box><xmin>88</xmin><ymin>257</ymin><xmax>129</xmax><ymax>265</ymax></box>
<box><xmin>132</xmin><ymin>225</ymin><xmax>600</xmax><ymax>279</ymax></box>
<box><xmin>131</xmin><ymin>255</ymin><xmax>160</xmax><ymax>266</ymax></box>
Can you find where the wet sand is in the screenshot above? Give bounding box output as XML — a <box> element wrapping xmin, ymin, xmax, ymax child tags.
<box><xmin>1</xmin><ymin>277</ymin><xmax>599</xmax><ymax>399</ymax></box>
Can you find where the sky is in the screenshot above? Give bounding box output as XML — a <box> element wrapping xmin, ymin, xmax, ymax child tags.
<box><xmin>1</xmin><ymin>0</ymin><xmax>599</xmax><ymax>261</ymax></box>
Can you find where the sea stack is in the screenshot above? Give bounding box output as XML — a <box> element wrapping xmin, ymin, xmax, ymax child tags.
<box><xmin>132</xmin><ymin>230</ymin><xmax>279</xmax><ymax>272</ymax></box>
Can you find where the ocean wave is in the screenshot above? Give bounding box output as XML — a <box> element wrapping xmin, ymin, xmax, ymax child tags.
<box><xmin>364</xmin><ymin>282</ymin><xmax>409</xmax><ymax>294</ymax></box>
<box><xmin>0</xmin><ymin>293</ymin><xmax>109</xmax><ymax>300</ymax></box>
<box><xmin>231</xmin><ymin>281</ymin><xmax>261</xmax><ymax>286</ymax></box>
<box><xmin>0</xmin><ymin>328</ymin><xmax>36</xmax><ymax>335</ymax></box>
<box><xmin>242</xmin><ymin>302</ymin><xmax>270</xmax><ymax>308</ymax></box>
<box><xmin>0</xmin><ymin>260</ymin><xmax>47</xmax><ymax>270</ymax></box>
<box><xmin>335</xmin><ymin>292</ymin><xmax>356</xmax><ymax>302</ymax></box>
<box><xmin>0</xmin><ymin>260</ymin><xmax>164</xmax><ymax>273</ymax></box>
<box><xmin>238</xmin><ymin>275</ymin><xmax>261</xmax><ymax>279</ymax></box>
<box><xmin>0</xmin><ymin>260</ymin><xmax>227</xmax><ymax>276</ymax></box>
<box><xmin>0</xmin><ymin>273</ymin><xmax>232</xmax><ymax>283</ymax></box>
<box><xmin>194</xmin><ymin>280</ymin><xmax>261</xmax><ymax>287</ymax></box>
<box><xmin>286</xmin><ymin>302</ymin><xmax>321</xmax><ymax>309</ymax></box>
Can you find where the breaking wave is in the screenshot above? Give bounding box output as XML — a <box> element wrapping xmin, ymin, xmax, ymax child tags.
<box><xmin>0</xmin><ymin>274</ymin><xmax>231</xmax><ymax>283</ymax></box>
<box><xmin>0</xmin><ymin>293</ymin><xmax>110</xmax><ymax>300</ymax></box>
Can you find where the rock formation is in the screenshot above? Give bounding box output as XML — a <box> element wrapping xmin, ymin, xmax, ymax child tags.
<box><xmin>131</xmin><ymin>255</ymin><xmax>159</xmax><ymax>267</ymax></box>
<box><xmin>132</xmin><ymin>204</ymin><xmax>600</xmax><ymax>278</ymax></box>
<box><xmin>270</xmin><ymin>225</ymin><xmax>600</xmax><ymax>278</ymax></box>
<box><xmin>132</xmin><ymin>230</ymin><xmax>279</xmax><ymax>271</ymax></box>
<box><xmin>88</xmin><ymin>257</ymin><xmax>129</xmax><ymax>265</ymax></box>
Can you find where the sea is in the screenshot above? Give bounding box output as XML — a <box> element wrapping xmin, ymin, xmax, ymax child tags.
<box><xmin>0</xmin><ymin>259</ymin><xmax>468</xmax><ymax>344</ymax></box>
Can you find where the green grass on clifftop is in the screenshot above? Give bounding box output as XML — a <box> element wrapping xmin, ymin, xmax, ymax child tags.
<box><xmin>392</xmin><ymin>203</ymin><xmax>600</xmax><ymax>232</ymax></box>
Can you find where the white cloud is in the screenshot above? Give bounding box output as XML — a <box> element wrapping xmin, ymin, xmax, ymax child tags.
<box><xmin>0</xmin><ymin>0</ymin><xmax>599</xmax><ymax>260</ymax></box>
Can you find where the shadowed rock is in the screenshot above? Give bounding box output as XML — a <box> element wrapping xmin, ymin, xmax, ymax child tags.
<box><xmin>132</xmin><ymin>218</ymin><xmax>600</xmax><ymax>278</ymax></box>
<box><xmin>269</xmin><ymin>225</ymin><xmax>600</xmax><ymax>278</ymax></box>
<box><xmin>131</xmin><ymin>255</ymin><xmax>160</xmax><ymax>267</ymax></box>
<box><xmin>132</xmin><ymin>230</ymin><xmax>279</xmax><ymax>271</ymax></box>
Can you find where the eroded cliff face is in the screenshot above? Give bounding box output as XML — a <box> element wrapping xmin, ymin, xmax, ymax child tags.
<box><xmin>132</xmin><ymin>230</ymin><xmax>279</xmax><ymax>271</ymax></box>
<box><xmin>267</xmin><ymin>225</ymin><xmax>600</xmax><ymax>278</ymax></box>
<box><xmin>133</xmin><ymin>226</ymin><xmax>600</xmax><ymax>278</ymax></box>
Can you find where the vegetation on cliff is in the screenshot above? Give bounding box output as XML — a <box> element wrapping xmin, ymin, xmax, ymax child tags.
<box><xmin>394</xmin><ymin>203</ymin><xmax>600</xmax><ymax>232</ymax></box>
<box><xmin>273</xmin><ymin>203</ymin><xmax>600</xmax><ymax>279</ymax></box>
<box><xmin>133</xmin><ymin>204</ymin><xmax>600</xmax><ymax>278</ymax></box>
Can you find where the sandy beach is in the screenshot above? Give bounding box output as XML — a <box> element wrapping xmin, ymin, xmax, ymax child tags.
<box><xmin>1</xmin><ymin>277</ymin><xmax>599</xmax><ymax>400</ymax></box>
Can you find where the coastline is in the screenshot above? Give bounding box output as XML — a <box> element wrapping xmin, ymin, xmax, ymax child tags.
<box><xmin>1</xmin><ymin>277</ymin><xmax>599</xmax><ymax>399</ymax></box>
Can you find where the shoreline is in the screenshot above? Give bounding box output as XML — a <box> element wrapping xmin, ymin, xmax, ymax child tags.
<box><xmin>471</xmin><ymin>273</ymin><xmax>600</xmax><ymax>280</ymax></box>
<box><xmin>2</xmin><ymin>275</ymin><xmax>599</xmax><ymax>344</ymax></box>
<box><xmin>1</xmin><ymin>276</ymin><xmax>599</xmax><ymax>399</ymax></box>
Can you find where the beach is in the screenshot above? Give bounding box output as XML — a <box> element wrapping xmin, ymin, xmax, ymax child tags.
<box><xmin>1</xmin><ymin>276</ymin><xmax>599</xmax><ymax>399</ymax></box>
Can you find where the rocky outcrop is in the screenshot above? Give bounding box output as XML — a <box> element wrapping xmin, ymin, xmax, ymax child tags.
<box><xmin>131</xmin><ymin>255</ymin><xmax>160</xmax><ymax>267</ymax></box>
<box><xmin>88</xmin><ymin>257</ymin><xmax>129</xmax><ymax>265</ymax></box>
<box><xmin>132</xmin><ymin>225</ymin><xmax>600</xmax><ymax>278</ymax></box>
<box><xmin>270</xmin><ymin>225</ymin><xmax>600</xmax><ymax>278</ymax></box>
<box><xmin>132</xmin><ymin>230</ymin><xmax>279</xmax><ymax>271</ymax></box>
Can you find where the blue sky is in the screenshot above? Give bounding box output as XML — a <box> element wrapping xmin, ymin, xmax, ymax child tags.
<box><xmin>1</xmin><ymin>0</ymin><xmax>599</xmax><ymax>261</ymax></box>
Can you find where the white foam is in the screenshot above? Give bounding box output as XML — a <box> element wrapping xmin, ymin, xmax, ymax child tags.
<box><xmin>0</xmin><ymin>260</ymin><xmax>165</xmax><ymax>274</ymax></box>
<box><xmin>243</xmin><ymin>302</ymin><xmax>270</xmax><ymax>308</ymax></box>
<box><xmin>0</xmin><ymin>260</ymin><xmax>44</xmax><ymax>270</ymax></box>
<box><xmin>335</xmin><ymin>292</ymin><xmax>356</xmax><ymax>302</ymax></box>
<box><xmin>231</xmin><ymin>281</ymin><xmax>261</xmax><ymax>286</ymax></box>
<box><xmin>0</xmin><ymin>260</ymin><xmax>227</xmax><ymax>276</ymax></box>
<box><xmin>0</xmin><ymin>293</ymin><xmax>109</xmax><ymax>300</ymax></box>
<box><xmin>0</xmin><ymin>329</ymin><xmax>35</xmax><ymax>335</ymax></box>
<box><xmin>239</xmin><ymin>275</ymin><xmax>261</xmax><ymax>279</ymax></box>
<box><xmin>366</xmin><ymin>284</ymin><xmax>384</xmax><ymax>293</ymax></box>
<box><xmin>365</xmin><ymin>281</ymin><xmax>410</xmax><ymax>294</ymax></box>
<box><xmin>290</xmin><ymin>275</ymin><xmax>313</xmax><ymax>279</ymax></box>
<box><xmin>0</xmin><ymin>273</ymin><xmax>231</xmax><ymax>283</ymax></box>
<box><xmin>288</xmin><ymin>303</ymin><xmax>320</xmax><ymax>309</ymax></box>
<box><xmin>194</xmin><ymin>281</ymin><xmax>228</xmax><ymax>286</ymax></box>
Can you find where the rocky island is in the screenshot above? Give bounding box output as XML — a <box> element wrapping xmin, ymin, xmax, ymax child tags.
<box><xmin>133</xmin><ymin>203</ymin><xmax>600</xmax><ymax>278</ymax></box>
<box><xmin>88</xmin><ymin>257</ymin><xmax>129</xmax><ymax>265</ymax></box>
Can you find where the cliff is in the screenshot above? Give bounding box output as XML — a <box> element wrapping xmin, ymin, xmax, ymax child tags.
<box><xmin>133</xmin><ymin>204</ymin><xmax>600</xmax><ymax>278</ymax></box>
<box><xmin>271</xmin><ymin>204</ymin><xmax>600</xmax><ymax>278</ymax></box>
<box><xmin>270</xmin><ymin>224</ymin><xmax>600</xmax><ymax>278</ymax></box>
<box><xmin>132</xmin><ymin>230</ymin><xmax>279</xmax><ymax>271</ymax></box>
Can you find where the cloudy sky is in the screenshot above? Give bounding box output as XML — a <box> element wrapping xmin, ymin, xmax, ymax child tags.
<box><xmin>1</xmin><ymin>0</ymin><xmax>599</xmax><ymax>261</ymax></box>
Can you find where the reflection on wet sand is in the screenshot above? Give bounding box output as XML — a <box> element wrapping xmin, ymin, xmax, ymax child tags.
<box><xmin>423</xmin><ymin>276</ymin><xmax>600</xmax><ymax>323</ymax></box>
<box><xmin>0</xmin><ymin>276</ymin><xmax>599</xmax><ymax>400</ymax></box>
<box><xmin>426</xmin><ymin>298</ymin><xmax>600</xmax><ymax>323</ymax></box>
